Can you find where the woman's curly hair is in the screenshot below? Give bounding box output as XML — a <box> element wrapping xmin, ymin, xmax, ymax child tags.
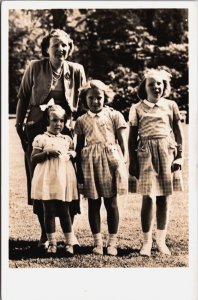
<box><xmin>78</xmin><ymin>79</ymin><xmax>115</xmax><ymax>110</ymax></box>
<box><xmin>41</xmin><ymin>29</ymin><xmax>74</xmax><ymax>58</ymax></box>
<box><xmin>137</xmin><ymin>69</ymin><xmax>172</xmax><ymax>100</ymax></box>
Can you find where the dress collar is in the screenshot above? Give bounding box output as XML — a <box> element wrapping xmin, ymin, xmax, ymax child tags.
<box><xmin>45</xmin><ymin>131</ymin><xmax>62</xmax><ymax>138</ymax></box>
<box><xmin>143</xmin><ymin>98</ymin><xmax>165</xmax><ymax>108</ymax></box>
<box><xmin>88</xmin><ymin>109</ymin><xmax>105</xmax><ymax>118</ymax></box>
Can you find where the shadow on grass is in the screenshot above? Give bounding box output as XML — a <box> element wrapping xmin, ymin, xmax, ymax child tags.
<box><xmin>9</xmin><ymin>239</ymin><xmax>95</xmax><ymax>260</ymax></box>
<box><xmin>9</xmin><ymin>239</ymin><xmax>140</xmax><ymax>260</ymax></box>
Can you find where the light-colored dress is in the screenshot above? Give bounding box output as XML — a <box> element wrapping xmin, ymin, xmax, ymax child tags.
<box><xmin>74</xmin><ymin>107</ymin><xmax>128</xmax><ymax>199</ymax></box>
<box><xmin>129</xmin><ymin>98</ymin><xmax>183</xmax><ymax>196</ymax></box>
<box><xmin>31</xmin><ymin>131</ymin><xmax>78</xmax><ymax>202</ymax></box>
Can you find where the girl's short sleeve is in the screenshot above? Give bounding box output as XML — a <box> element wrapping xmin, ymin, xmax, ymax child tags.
<box><xmin>74</xmin><ymin>117</ymin><xmax>83</xmax><ymax>135</ymax></box>
<box><xmin>110</xmin><ymin>110</ymin><xmax>127</xmax><ymax>129</ymax></box>
<box><xmin>172</xmin><ymin>101</ymin><xmax>181</xmax><ymax>122</ymax></box>
<box><xmin>129</xmin><ymin>104</ymin><xmax>138</xmax><ymax>126</ymax></box>
<box><xmin>32</xmin><ymin>134</ymin><xmax>46</xmax><ymax>150</ymax></box>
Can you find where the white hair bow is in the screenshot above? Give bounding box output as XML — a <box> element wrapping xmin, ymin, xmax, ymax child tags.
<box><xmin>39</xmin><ymin>98</ymin><xmax>55</xmax><ymax>111</ymax></box>
<box><xmin>144</xmin><ymin>69</ymin><xmax>172</xmax><ymax>81</ymax></box>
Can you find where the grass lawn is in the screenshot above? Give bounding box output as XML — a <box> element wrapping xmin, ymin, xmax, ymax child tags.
<box><xmin>9</xmin><ymin>119</ymin><xmax>188</xmax><ymax>268</ymax></box>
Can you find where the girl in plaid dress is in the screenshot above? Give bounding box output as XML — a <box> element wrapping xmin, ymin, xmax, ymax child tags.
<box><xmin>128</xmin><ymin>69</ymin><xmax>184</xmax><ymax>256</ymax></box>
<box><xmin>31</xmin><ymin>104</ymin><xmax>78</xmax><ymax>255</ymax></box>
<box><xmin>75</xmin><ymin>80</ymin><xmax>128</xmax><ymax>256</ymax></box>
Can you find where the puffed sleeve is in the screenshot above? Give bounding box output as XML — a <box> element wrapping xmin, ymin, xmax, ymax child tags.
<box><xmin>17</xmin><ymin>61</ymin><xmax>34</xmax><ymax>105</ymax></box>
<box><xmin>172</xmin><ymin>101</ymin><xmax>181</xmax><ymax>122</ymax></box>
<box><xmin>129</xmin><ymin>104</ymin><xmax>138</xmax><ymax>126</ymax></box>
<box><xmin>74</xmin><ymin>117</ymin><xmax>84</xmax><ymax>135</ymax></box>
<box><xmin>32</xmin><ymin>134</ymin><xmax>46</xmax><ymax>150</ymax></box>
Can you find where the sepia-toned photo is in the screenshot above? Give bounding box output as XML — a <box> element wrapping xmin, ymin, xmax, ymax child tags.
<box><xmin>1</xmin><ymin>1</ymin><xmax>197</xmax><ymax>300</ymax></box>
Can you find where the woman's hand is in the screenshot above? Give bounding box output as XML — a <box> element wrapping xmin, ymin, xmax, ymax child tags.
<box><xmin>16</xmin><ymin>124</ymin><xmax>28</xmax><ymax>152</ymax></box>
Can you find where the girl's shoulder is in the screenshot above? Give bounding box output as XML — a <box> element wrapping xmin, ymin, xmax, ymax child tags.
<box><xmin>162</xmin><ymin>98</ymin><xmax>179</xmax><ymax>109</ymax></box>
<box><xmin>32</xmin><ymin>133</ymin><xmax>47</xmax><ymax>148</ymax></box>
<box><xmin>164</xmin><ymin>98</ymin><xmax>177</xmax><ymax>105</ymax></box>
<box><xmin>129</xmin><ymin>101</ymin><xmax>143</xmax><ymax>113</ymax></box>
<box><xmin>104</xmin><ymin>106</ymin><xmax>127</xmax><ymax>127</ymax></box>
<box><xmin>59</xmin><ymin>133</ymin><xmax>73</xmax><ymax>142</ymax></box>
<box><xmin>104</xmin><ymin>106</ymin><xmax>123</xmax><ymax>117</ymax></box>
<box><xmin>76</xmin><ymin>112</ymin><xmax>89</xmax><ymax>122</ymax></box>
<box><xmin>131</xmin><ymin>101</ymin><xmax>143</xmax><ymax>108</ymax></box>
<box><xmin>33</xmin><ymin>133</ymin><xmax>46</xmax><ymax>141</ymax></box>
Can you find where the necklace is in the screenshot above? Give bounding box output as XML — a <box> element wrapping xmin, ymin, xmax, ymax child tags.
<box><xmin>49</xmin><ymin>62</ymin><xmax>63</xmax><ymax>90</ymax></box>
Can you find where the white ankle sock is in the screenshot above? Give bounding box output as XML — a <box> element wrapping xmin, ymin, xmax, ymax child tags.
<box><xmin>64</xmin><ymin>232</ymin><xmax>73</xmax><ymax>245</ymax></box>
<box><xmin>93</xmin><ymin>233</ymin><xmax>102</xmax><ymax>246</ymax></box>
<box><xmin>108</xmin><ymin>234</ymin><xmax>117</xmax><ymax>247</ymax></box>
<box><xmin>156</xmin><ymin>229</ymin><xmax>167</xmax><ymax>245</ymax></box>
<box><xmin>142</xmin><ymin>231</ymin><xmax>152</xmax><ymax>245</ymax></box>
<box><xmin>47</xmin><ymin>233</ymin><xmax>56</xmax><ymax>245</ymax></box>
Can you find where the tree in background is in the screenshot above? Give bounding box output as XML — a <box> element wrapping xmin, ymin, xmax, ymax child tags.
<box><xmin>9</xmin><ymin>8</ymin><xmax>188</xmax><ymax>121</ymax></box>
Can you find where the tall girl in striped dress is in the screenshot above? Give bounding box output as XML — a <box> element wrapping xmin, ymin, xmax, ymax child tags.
<box><xmin>128</xmin><ymin>69</ymin><xmax>184</xmax><ymax>256</ymax></box>
<box><xmin>75</xmin><ymin>80</ymin><xmax>128</xmax><ymax>256</ymax></box>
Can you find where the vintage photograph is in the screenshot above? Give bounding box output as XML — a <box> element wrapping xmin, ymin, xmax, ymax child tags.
<box><xmin>1</xmin><ymin>1</ymin><xmax>197</xmax><ymax>300</ymax></box>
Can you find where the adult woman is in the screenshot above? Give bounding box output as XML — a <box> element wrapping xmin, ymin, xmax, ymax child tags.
<box><xmin>15</xmin><ymin>29</ymin><xmax>86</xmax><ymax>248</ymax></box>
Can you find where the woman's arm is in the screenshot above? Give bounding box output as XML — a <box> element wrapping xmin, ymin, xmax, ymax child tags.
<box><xmin>128</xmin><ymin>125</ymin><xmax>139</xmax><ymax>177</ymax></box>
<box><xmin>116</xmin><ymin>127</ymin><xmax>128</xmax><ymax>163</ymax></box>
<box><xmin>16</xmin><ymin>62</ymin><xmax>34</xmax><ymax>151</ymax></box>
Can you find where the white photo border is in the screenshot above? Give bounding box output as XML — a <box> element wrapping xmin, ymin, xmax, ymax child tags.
<box><xmin>1</xmin><ymin>1</ymin><xmax>198</xmax><ymax>300</ymax></box>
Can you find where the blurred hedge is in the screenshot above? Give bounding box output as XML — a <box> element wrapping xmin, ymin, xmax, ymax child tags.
<box><xmin>9</xmin><ymin>9</ymin><xmax>188</xmax><ymax>121</ymax></box>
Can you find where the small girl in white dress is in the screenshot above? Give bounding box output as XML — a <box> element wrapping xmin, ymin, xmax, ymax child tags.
<box><xmin>128</xmin><ymin>69</ymin><xmax>184</xmax><ymax>256</ymax></box>
<box><xmin>31</xmin><ymin>104</ymin><xmax>78</xmax><ymax>255</ymax></box>
<box><xmin>75</xmin><ymin>80</ymin><xmax>128</xmax><ymax>256</ymax></box>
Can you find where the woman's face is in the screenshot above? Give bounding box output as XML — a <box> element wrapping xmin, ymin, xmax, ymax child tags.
<box><xmin>47</xmin><ymin>36</ymin><xmax>70</xmax><ymax>66</ymax></box>
<box><xmin>145</xmin><ymin>77</ymin><xmax>164</xmax><ymax>102</ymax></box>
<box><xmin>86</xmin><ymin>88</ymin><xmax>105</xmax><ymax>113</ymax></box>
<box><xmin>48</xmin><ymin>112</ymin><xmax>65</xmax><ymax>135</ymax></box>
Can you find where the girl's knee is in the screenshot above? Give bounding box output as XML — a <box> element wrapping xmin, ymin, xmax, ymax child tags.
<box><xmin>156</xmin><ymin>196</ymin><xmax>169</xmax><ymax>209</ymax></box>
<box><xmin>88</xmin><ymin>198</ymin><xmax>101</xmax><ymax>211</ymax></box>
<box><xmin>104</xmin><ymin>196</ymin><xmax>118</xmax><ymax>210</ymax></box>
<box><xmin>142</xmin><ymin>195</ymin><xmax>153</xmax><ymax>208</ymax></box>
<box><xmin>43</xmin><ymin>202</ymin><xmax>56</xmax><ymax>218</ymax></box>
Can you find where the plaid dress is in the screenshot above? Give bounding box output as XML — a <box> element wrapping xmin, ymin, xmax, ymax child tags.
<box><xmin>129</xmin><ymin>98</ymin><xmax>183</xmax><ymax>196</ymax></box>
<box><xmin>74</xmin><ymin>107</ymin><xmax>128</xmax><ymax>199</ymax></box>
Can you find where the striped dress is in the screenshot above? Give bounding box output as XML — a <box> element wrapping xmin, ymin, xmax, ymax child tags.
<box><xmin>74</xmin><ymin>107</ymin><xmax>128</xmax><ymax>199</ymax></box>
<box><xmin>129</xmin><ymin>98</ymin><xmax>183</xmax><ymax>196</ymax></box>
